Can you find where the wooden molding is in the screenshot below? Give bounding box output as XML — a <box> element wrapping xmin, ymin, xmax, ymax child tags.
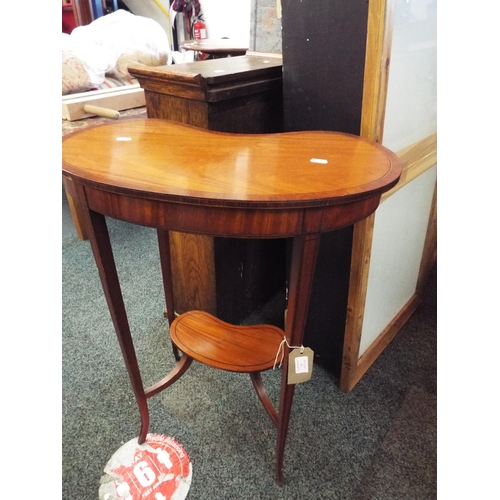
<box><xmin>381</xmin><ymin>133</ymin><xmax>437</xmax><ymax>201</ymax></box>
<box><xmin>360</xmin><ymin>0</ymin><xmax>395</xmax><ymax>142</ymax></box>
<box><xmin>340</xmin><ymin>213</ymin><xmax>375</xmax><ymax>392</ymax></box>
<box><xmin>340</xmin><ymin>136</ymin><xmax>437</xmax><ymax>392</ymax></box>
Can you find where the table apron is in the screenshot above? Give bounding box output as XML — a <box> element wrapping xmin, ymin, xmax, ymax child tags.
<box><xmin>69</xmin><ymin>180</ymin><xmax>381</xmax><ymax>237</ymax></box>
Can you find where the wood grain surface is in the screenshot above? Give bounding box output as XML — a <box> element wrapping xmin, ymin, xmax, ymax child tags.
<box><xmin>170</xmin><ymin>310</ymin><xmax>284</xmax><ymax>372</ymax></box>
<box><xmin>62</xmin><ymin>118</ymin><xmax>401</xmax><ymax>208</ymax></box>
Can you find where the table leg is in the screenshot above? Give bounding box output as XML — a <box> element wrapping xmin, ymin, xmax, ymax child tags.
<box><xmin>157</xmin><ymin>229</ymin><xmax>180</xmax><ymax>361</ymax></box>
<box><xmin>83</xmin><ymin>207</ymin><xmax>150</xmax><ymax>443</ymax></box>
<box><xmin>64</xmin><ymin>187</ymin><xmax>88</xmax><ymax>240</ymax></box>
<box><xmin>276</xmin><ymin>233</ymin><xmax>321</xmax><ymax>485</ymax></box>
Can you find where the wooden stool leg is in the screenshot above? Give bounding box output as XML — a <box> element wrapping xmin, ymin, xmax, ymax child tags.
<box><xmin>158</xmin><ymin>229</ymin><xmax>180</xmax><ymax>361</ymax></box>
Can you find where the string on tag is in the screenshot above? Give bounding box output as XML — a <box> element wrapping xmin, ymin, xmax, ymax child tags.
<box><xmin>273</xmin><ymin>336</ymin><xmax>304</xmax><ymax>369</ymax></box>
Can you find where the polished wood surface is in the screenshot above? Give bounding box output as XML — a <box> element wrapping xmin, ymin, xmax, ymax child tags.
<box><xmin>170</xmin><ymin>310</ymin><xmax>283</xmax><ymax>372</ymax></box>
<box><xmin>62</xmin><ymin>119</ymin><xmax>400</xmax><ymax>208</ymax></box>
<box><xmin>128</xmin><ymin>55</ymin><xmax>285</xmax><ymax>324</ymax></box>
<box><xmin>62</xmin><ymin>118</ymin><xmax>401</xmax><ymax>485</ymax></box>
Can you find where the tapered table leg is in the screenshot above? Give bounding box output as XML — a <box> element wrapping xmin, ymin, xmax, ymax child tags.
<box><xmin>82</xmin><ymin>204</ymin><xmax>150</xmax><ymax>444</ymax></box>
<box><xmin>275</xmin><ymin>232</ymin><xmax>321</xmax><ymax>485</ymax></box>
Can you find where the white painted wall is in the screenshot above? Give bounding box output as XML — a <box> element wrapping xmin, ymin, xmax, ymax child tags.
<box><xmin>123</xmin><ymin>0</ymin><xmax>252</xmax><ymax>47</ymax></box>
<box><xmin>200</xmin><ymin>0</ymin><xmax>252</xmax><ymax>45</ymax></box>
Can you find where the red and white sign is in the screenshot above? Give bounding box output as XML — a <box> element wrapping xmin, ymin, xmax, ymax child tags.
<box><xmin>99</xmin><ymin>434</ymin><xmax>192</xmax><ymax>500</ymax></box>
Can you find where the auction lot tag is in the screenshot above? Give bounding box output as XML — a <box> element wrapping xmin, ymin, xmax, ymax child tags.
<box><xmin>287</xmin><ymin>347</ymin><xmax>314</xmax><ymax>384</ymax></box>
<box><xmin>98</xmin><ymin>434</ymin><xmax>192</xmax><ymax>500</ymax></box>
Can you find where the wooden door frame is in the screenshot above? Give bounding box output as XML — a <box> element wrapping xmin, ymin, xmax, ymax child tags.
<box><xmin>339</xmin><ymin>0</ymin><xmax>437</xmax><ymax>392</ymax></box>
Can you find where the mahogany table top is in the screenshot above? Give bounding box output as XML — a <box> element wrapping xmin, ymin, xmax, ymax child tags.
<box><xmin>62</xmin><ymin>118</ymin><xmax>401</xmax><ymax>210</ymax></box>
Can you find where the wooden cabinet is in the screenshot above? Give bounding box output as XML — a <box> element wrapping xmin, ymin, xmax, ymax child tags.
<box><xmin>129</xmin><ymin>54</ymin><xmax>287</xmax><ymax>325</ymax></box>
<box><xmin>128</xmin><ymin>54</ymin><xmax>283</xmax><ymax>133</ymax></box>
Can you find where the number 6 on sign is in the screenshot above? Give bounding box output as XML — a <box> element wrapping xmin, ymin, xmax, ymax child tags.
<box><xmin>133</xmin><ymin>461</ymin><xmax>156</xmax><ymax>487</ymax></box>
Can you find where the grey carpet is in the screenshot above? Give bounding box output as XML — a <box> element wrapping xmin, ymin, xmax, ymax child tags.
<box><xmin>62</xmin><ymin>189</ymin><xmax>436</xmax><ymax>499</ymax></box>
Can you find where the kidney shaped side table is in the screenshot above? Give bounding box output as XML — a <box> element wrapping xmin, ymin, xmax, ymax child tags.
<box><xmin>62</xmin><ymin>118</ymin><xmax>401</xmax><ymax>485</ymax></box>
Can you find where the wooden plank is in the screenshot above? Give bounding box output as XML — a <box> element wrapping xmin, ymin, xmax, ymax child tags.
<box><xmin>62</xmin><ymin>83</ymin><xmax>142</xmax><ymax>102</ymax></box>
<box><xmin>340</xmin><ymin>214</ymin><xmax>375</xmax><ymax>392</ymax></box>
<box><xmin>62</xmin><ymin>85</ymin><xmax>145</xmax><ymax>121</ymax></box>
<box><xmin>360</xmin><ymin>0</ymin><xmax>395</xmax><ymax>142</ymax></box>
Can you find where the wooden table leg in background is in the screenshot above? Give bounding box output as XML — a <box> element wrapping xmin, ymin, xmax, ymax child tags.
<box><xmin>64</xmin><ymin>187</ymin><xmax>88</xmax><ymax>240</ymax></box>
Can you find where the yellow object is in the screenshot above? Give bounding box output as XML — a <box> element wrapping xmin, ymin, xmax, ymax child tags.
<box><xmin>153</xmin><ymin>0</ymin><xmax>173</xmax><ymax>48</ymax></box>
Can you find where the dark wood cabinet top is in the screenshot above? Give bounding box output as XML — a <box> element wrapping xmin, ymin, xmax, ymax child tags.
<box><xmin>180</xmin><ymin>39</ymin><xmax>249</xmax><ymax>57</ymax></box>
<box><xmin>129</xmin><ymin>54</ymin><xmax>282</xmax><ymax>84</ymax></box>
<box><xmin>128</xmin><ymin>55</ymin><xmax>283</xmax><ymax>102</ymax></box>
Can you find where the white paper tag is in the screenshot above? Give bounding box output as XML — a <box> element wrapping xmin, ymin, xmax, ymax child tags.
<box><xmin>295</xmin><ymin>355</ymin><xmax>309</xmax><ymax>374</ymax></box>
